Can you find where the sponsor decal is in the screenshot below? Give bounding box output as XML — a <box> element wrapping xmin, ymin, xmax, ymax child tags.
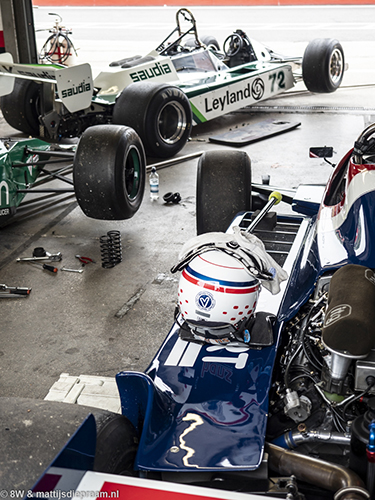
<box><xmin>251</xmin><ymin>78</ymin><xmax>265</xmax><ymax>100</ymax></box>
<box><xmin>204</xmin><ymin>79</ymin><xmax>265</xmax><ymax>114</ymax></box>
<box><xmin>205</xmin><ymin>83</ymin><xmax>254</xmax><ymax>113</ymax></box>
<box><xmin>61</xmin><ymin>81</ymin><xmax>91</xmax><ymax>98</ymax></box>
<box><xmin>195</xmin><ymin>291</ymin><xmax>216</xmax><ymax>311</ymax></box>
<box><xmin>0</xmin><ymin>180</ymin><xmax>9</xmax><ymax>206</ymax></box>
<box><xmin>325</xmin><ymin>304</ymin><xmax>352</xmax><ymax>327</ymax></box>
<box><xmin>130</xmin><ymin>62</ymin><xmax>172</xmax><ymax>83</ymax></box>
<box><xmin>26</xmin><ymin>154</ymin><xmax>39</xmax><ymax>163</ymax></box>
<box><xmin>165</xmin><ymin>336</ymin><xmax>249</xmax><ymax>370</ymax></box>
<box><xmin>197</xmin><ymin>70</ymin><xmax>288</xmax><ymax>122</ymax></box>
<box><xmin>0</xmin><ymin>208</ymin><xmax>10</xmax><ymax>216</ymax></box>
<box><xmin>201</xmin><ymin>361</ymin><xmax>233</xmax><ymax>383</ymax></box>
<box><xmin>26</xmin><ymin>154</ymin><xmax>39</xmax><ymax>176</ymax></box>
<box><xmin>0</xmin><ymin>64</ymin><xmax>12</xmax><ymax>74</ymax></box>
<box><xmin>18</xmin><ymin>69</ymin><xmax>56</xmax><ymax>80</ymax></box>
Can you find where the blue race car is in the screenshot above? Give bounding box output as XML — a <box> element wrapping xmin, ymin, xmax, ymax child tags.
<box><xmin>3</xmin><ymin>123</ymin><xmax>375</xmax><ymax>500</ymax></box>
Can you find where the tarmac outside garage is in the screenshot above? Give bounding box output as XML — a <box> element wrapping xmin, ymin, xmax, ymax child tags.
<box><xmin>1</xmin><ymin>5</ymin><xmax>375</xmax><ymax>408</ymax></box>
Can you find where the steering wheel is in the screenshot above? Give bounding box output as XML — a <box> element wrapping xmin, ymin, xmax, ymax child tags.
<box><xmin>223</xmin><ymin>33</ymin><xmax>243</xmax><ymax>57</ymax></box>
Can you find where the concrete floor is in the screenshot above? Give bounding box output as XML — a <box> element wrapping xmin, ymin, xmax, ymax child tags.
<box><xmin>1</xmin><ymin>6</ymin><xmax>375</xmax><ymax>402</ymax></box>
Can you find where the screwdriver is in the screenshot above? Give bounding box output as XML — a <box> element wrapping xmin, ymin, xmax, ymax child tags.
<box><xmin>17</xmin><ymin>261</ymin><xmax>58</xmax><ymax>273</ymax></box>
<box><xmin>41</xmin><ymin>264</ymin><xmax>58</xmax><ymax>273</ymax></box>
<box><xmin>0</xmin><ymin>284</ymin><xmax>32</xmax><ymax>297</ymax></box>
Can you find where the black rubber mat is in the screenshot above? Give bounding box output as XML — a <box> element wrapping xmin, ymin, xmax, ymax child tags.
<box><xmin>209</xmin><ymin>119</ymin><xmax>301</xmax><ymax>146</ymax></box>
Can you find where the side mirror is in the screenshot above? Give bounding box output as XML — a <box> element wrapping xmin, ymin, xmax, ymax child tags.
<box><xmin>309</xmin><ymin>146</ymin><xmax>334</xmax><ymax>158</ymax></box>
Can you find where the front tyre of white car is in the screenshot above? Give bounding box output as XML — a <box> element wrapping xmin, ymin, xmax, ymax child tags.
<box><xmin>113</xmin><ymin>82</ymin><xmax>192</xmax><ymax>158</ymax></box>
<box><xmin>302</xmin><ymin>38</ymin><xmax>345</xmax><ymax>93</ymax></box>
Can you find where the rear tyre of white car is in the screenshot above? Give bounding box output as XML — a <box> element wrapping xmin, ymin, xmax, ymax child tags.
<box><xmin>0</xmin><ymin>79</ymin><xmax>41</xmax><ymax>136</ymax></box>
<box><xmin>73</xmin><ymin>124</ymin><xmax>146</xmax><ymax>220</ymax></box>
<box><xmin>302</xmin><ymin>38</ymin><xmax>344</xmax><ymax>93</ymax></box>
<box><xmin>113</xmin><ymin>82</ymin><xmax>192</xmax><ymax>158</ymax></box>
<box><xmin>196</xmin><ymin>150</ymin><xmax>252</xmax><ymax>235</ymax></box>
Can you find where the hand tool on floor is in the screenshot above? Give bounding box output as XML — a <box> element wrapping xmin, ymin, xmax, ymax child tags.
<box><xmin>17</xmin><ymin>247</ymin><xmax>62</xmax><ymax>262</ymax></box>
<box><xmin>33</xmin><ymin>263</ymin><xmax>58</xmax><ymax>273</ymax></box>
<box><xmin>75</xmin><ymin>254</ymin><xmax>95</xmax><ymax>265</ymax></box>
<box><xmin>0</xmin><ymin>284</ymin><xmax>32</xmax><ymax>297</ymax></box>
<box><xmin>16</xmin><ymin>259</ymin><xmax>58</xmax><ymax>273</ymax></box>
<box><xmin>61</xmin><ymin>267</ymin><xmax>83</xmax><ymax>273</ymax></box>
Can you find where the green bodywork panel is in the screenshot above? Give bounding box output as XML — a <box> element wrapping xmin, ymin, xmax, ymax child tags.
<box><xmin>0</xmin><ymin>138</ymin><xmax>51</xmax><ymax>219</ymax></box>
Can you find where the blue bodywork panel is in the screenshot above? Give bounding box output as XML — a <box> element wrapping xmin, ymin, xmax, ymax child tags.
<box><xmin>117</xmin><ymin>324</ymin><xmax>277</xmax><ymax>471</ymax></box>
<box><xmin>115</xmin><ymin>211</ymin><xmax>314</xmax><ymax>473</ymax></box>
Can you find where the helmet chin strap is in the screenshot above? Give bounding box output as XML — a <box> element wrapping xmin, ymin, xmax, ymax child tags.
<box><xmin>177</xmin><ymin>312</ymin><xmax>275</xmax><ymax>348</ymax></box>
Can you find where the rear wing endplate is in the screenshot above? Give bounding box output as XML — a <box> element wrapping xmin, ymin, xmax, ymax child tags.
<box><xmin>0</xmin><ymin>53</ymin><xmax>93</xmax><ymax>113</ymax></box>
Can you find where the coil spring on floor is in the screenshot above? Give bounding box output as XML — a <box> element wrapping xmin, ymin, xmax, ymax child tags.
<box><xmin>100</xmin><ymin>230</ymin><xmax>122</xmax><ymax>268</ymax></box>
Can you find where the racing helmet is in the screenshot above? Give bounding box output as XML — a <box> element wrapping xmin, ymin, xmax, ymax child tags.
<box><xmin>178</xmin><ymin>249</ymin><xmax>260</xmax><ymax>344</ymax></box>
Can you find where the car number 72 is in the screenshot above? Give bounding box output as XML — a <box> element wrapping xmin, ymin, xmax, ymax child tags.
<box><xmin>269</xmin><ymin>71</ymin><xmax>286</xmax><ymax>92</ymax></box>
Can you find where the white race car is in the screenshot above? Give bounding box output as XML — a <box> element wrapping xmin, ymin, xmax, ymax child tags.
<box><xmin>0</xmin><ymin>8</ymin><xmax>345</xmax><ymax>158</ymax></box>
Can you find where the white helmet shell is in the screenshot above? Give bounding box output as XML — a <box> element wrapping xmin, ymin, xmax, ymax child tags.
<box><xmin>178</xmin><ymin>250</ymin><xmax>260</xmax><ymax>327</ymax></box>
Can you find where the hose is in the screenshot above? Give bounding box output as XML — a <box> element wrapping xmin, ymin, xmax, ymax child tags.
<box><xmin>266</xmin><ymin>443</ymin><xmax>370</xmax><ymax>500</ymax></box>
<box><xmin>272</xmin><ymin>429</ymin><xmax>351</xmax><ymax>450</ymax></box>
<box><xmin>40</xmin><ymin>32</ymin><xmax>75</xmax><ymax>65</ymax></box>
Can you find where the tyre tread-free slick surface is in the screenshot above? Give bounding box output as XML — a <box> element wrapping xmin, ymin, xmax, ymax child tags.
<box><xmin>73</xmin><ymin>124</ymin><xmax>146</xmax><ymax>220</ymax></box>
<box><xmin>196</xmin><ymin>150</ymin><xmax>252</xmax><ymax>234</ymax></box>
<box><xmin>113</xmin><ymin>82</ymin><xmax>192</xmax><ymax>158</ymax></box>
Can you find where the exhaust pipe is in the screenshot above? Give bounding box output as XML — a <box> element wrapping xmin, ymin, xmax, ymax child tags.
<box><xmin>266</xmin><ymin>443</ymin><xmax>369</xmax><ymax>500</ymax></box>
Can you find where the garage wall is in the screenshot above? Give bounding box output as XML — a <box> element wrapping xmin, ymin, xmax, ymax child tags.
<box><xmin>32</xmin><ymin>0</ymin><xmax>375</xmax><ymax>6</ymax></box>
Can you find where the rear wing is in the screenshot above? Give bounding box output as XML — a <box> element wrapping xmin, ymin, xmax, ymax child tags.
<box><xmin>0</xmin><ymin>53</ymin><xmax>93</xmax><ymax>113</ymax></box>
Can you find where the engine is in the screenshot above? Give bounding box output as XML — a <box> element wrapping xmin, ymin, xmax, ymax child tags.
<box><xmin>267</xmin><ymin>264</ymin><xmax>375</xmax><ymax>490</ymax></box>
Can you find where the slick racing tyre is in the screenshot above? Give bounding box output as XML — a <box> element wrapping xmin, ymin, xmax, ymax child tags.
<box><xmin>73</xmin><ymin>124</ymin><xmax>146</xmax><ymax>220</ymax></box>
<box><xmin>113</xmin><ymin>82</ymin><xmax>192</xmax><ymax>158</ymax></box>
<box><xmin>94</xmin><ymin>412</ymin><xmax>138</xmax><ymax>475</ymax></box>
<box><xmin>0</xmin><ymin>79</ymin><xmax>41</xmax><ymax>136</ymax></box>
<box><xmin>302</xmin><ymin>38</ymin><xmax>344</xmax><ymax>93</ymax></box>
<box><xmin>196</xmin><ymin>150</ymin><xmax>252</xmax><ymax>235</ymax></box>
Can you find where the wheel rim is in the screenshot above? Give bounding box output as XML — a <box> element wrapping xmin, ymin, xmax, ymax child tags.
<box><xmin>125</xmin><ymin>146</ymin><xmax>142</xmax><ymax>200</ymax></box>
<box><xmin>329</xmin><ymin>48</ymin><xmax>344</xmax><ymax>85</ymax></box>
<box><xmin>157</xmin><ymin>101</ymin><xmax>188</xmax><ymax>145</ymax></box>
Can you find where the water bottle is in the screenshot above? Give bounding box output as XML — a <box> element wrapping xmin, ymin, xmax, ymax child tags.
<box><xmin>149</xmin><ymin>167</ymin><xmax>159</xmax><ymax>201</ymax></box>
